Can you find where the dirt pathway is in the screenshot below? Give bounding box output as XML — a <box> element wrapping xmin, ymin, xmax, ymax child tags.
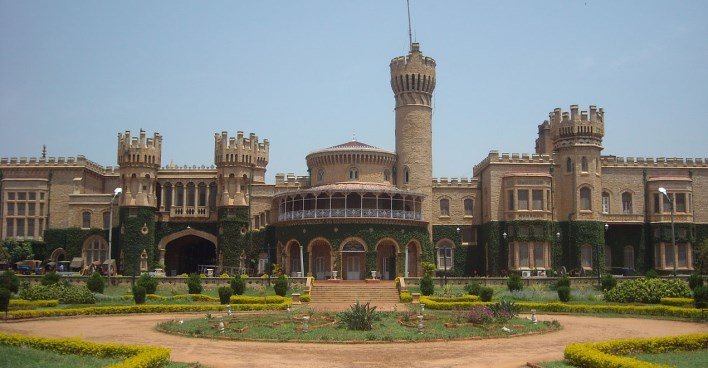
<box><xmin>1</xmin><ymin>313</ymin><xmax>706</xmax><ymax>368</ymax></box>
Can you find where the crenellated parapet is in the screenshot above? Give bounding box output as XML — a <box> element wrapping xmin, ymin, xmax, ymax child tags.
<box><xmin>601</xmin><ymin>156</ymin><xmax>708</xmax><ymax>168</ymax></box>
<box><xmin>390</xmin><ymin>42</ymin><xmax>436</xmax><ymax>108</ymax></box>
<box><xmin>432</xmin><ymin>177</ymin><xmax>476</xmax><ymax>188</ymax></box>
<box><xmin>274</xmin><ymin>173</ymin><xmax>308</xmax><ymax>188</ymax></box>
<box><xmin>214</xmin><ymin>131</ymin><xmax>269</xmax><ymax>168</ymax></box>
<box><xmin>0</xmin><ymin>155</ymin><xmax>116</xmax><ymax>175</ymax></box>
<box><xmin>117</xmin><ymin>130</ymin><xmax>162</xmax><ymax>168</ymax></box>
<box><xmin>473</xmin><ymin>151</ymin><xmax>553</xmax><ymax>176</ymax></box>
<box><xmin>548</xmin><ymin>105</ymin><xmax>605</xmax><ymax>150</ymax></box>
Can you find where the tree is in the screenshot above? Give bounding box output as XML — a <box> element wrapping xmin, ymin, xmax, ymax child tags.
<box><xmin>1</xmin><ymin>239</ymin><xmax>34</xmax><ymax>263</ymax></box>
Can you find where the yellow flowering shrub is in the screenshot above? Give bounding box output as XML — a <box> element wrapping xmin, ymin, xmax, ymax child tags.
<box><xmin>229</xmin><ymin>295</ymin><xmax>288</xmax><ymax>304</ymax></box>
<box><xmin>660</xmin><ymin>297</ymin><xmax>694</xmax><ymax>308</ymax></box>
<box><xmin>399</xmin><ymin>292</ymin><xmax>412</xmax><ymax>302</ymax></box>
<box><xmin>8</xmin><ymin>299</ymin><xmax>59</xmax><ymax>309</ymax></box>
<box><xmin>6</xmin><ymin>303</ymin><xmax>288</xmax><ymax>319</ymax></box>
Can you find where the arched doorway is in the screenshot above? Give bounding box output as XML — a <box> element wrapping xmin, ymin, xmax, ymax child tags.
<box><xmin>164</xmin><ymin>235</ymin><xmax>216</xmax><ymax>276</ymax></box>
<box><xmin>340</xmin><ymin>238</ymin><xmax>366</xmax><ymax>280</ymax></box>
<box><xmin>308</xmin><ymin>238</ymin><xmax>332</xmax><ymax>280</ymax></box>
<box><xmin>284</xmin><ymin>240</ymin><xmax>303</xmax><ymax>277</ymax></box>
<box><xmin>406</xmin><ymin>241</ymin><xmax>420</xmax><ymax>277</ymax></box>
<box><xmin>376</xmin><ymin>238</ymin><xmax>399</xmax><ymax>280</ymax></box>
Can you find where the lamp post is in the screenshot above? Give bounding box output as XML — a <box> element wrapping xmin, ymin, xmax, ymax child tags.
<box><xmin>502</xmin><ymin>232</ymin><xmax>508</xmax><ymax>272</ymax></box>
<box><xmin>600</xmin><ymin>223</ymin><xmax>608</xmax><ymax>286</ymax></box>
<box><xmin>107</xmin><ymin>187</ymin><xmax>122</xmax><ymax>287</ymax></box>
<box><xmin>658</xmin><ymin>187</ymin><xmax>676</xmax><ymax>276</ymax></box>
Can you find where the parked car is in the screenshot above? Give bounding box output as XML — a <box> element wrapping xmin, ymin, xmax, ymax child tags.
<box><xmin>15</xmin><ymin>260</ymin><xmax>43</xmax><ymax>275</ymax></box>
<box><xmin>610</xmin><ymin>267</ymin><xmax>636</xmax><ymax>276</ymax></box>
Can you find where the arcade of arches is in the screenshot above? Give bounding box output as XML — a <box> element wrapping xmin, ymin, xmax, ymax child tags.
<box><xmin>279</xmin><ymin>237</ymin><xmax>422</xmax><ymax>280</ymax></box>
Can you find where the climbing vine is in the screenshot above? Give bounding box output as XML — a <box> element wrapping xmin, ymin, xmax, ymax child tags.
<box><xmin>119</xmin><ymin>207</ymin><xmax>155</xmax><ymax>276</ymax></box>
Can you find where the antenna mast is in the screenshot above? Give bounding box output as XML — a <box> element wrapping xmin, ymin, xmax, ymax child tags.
<box><xmin>406</xmin><ymin>0</ymin><xmax>413</xmax><ymax>51</ymax></box>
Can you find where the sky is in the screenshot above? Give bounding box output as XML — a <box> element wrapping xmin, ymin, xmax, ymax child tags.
<box><xmin>1</xmin><ymin>1</ymin><xmax>707</xmax><ymax>182</ymax></box>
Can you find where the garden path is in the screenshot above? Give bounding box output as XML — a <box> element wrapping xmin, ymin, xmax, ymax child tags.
<box><xmin>1</xmin><ymin>313</ymin><xmax>706</xmax><ymax>367</ymax></box>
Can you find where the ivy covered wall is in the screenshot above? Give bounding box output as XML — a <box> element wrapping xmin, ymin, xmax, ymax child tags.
<box><xmin>43</xmin><ymin>227</ymin><xmax>116</xmax><ymax>262</ymax></box>
<box><xmin>431</xmin><ymin>225</ymin><xmax>484</xmax><ymax>276</ymax></box>
<box><xmin>119</xmin><ymin>207</ymin><xmax>155</xmax><ymax>276</ymax></box>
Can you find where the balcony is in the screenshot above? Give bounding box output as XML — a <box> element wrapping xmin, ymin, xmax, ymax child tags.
<box><xmin>170</xmin><ymin>206</ymin><xmax>209</xmax><ymax>218</ymax></box>
<box><xmin>278</xmin><ymin>209</ymin><xmax>421</xmax><ymax>222</ymax></box>
<box><xmin>650</xmin><ymin>213</ymin><xmax>693</xmax><ymax>223</ymax></box>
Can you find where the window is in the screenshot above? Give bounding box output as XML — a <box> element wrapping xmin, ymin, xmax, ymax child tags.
<box><xmin>461</xmin><ymin>226</ymin><xmax>476</xmax><ymax>244</ymax></box>
<box><xmin>580</xmin><ymin>187</ymin><xmax>592</xmax><ymax>210</ymax></box>
<box><xmin>534</xmin><ymin>243</ymin><xmax>545</xmax><ymax>268</ymax></box>
<box><xmin>103</xmin><ymin>212</ymin><xmax>111</xmax><ymax>229</ymax></box>
<box><xmin>622</xmin><ymin>192</ymin><xmax>632</xmax><ymax>214</ymax></box>
<box><xmin>518</xmin><ymin>243</ymin><xmax>530</xmax><ymax>268</ymax></box>
<box><xmin>6</xmin><ymin>219</ymin><xmax>13</xmax><ymax>237</ymax></box>
<box><xmin>532</xmin><ymin>190</ymin><xmax>543</xmax><ymax>210</ymax></box>
<box><xmin>656</xmin><ymin>242</ymin><xmax>692</xmax><ymax>270</ymax></box>
<box><xmin>436</xmin><ymin>242</ymin><xmax>453</xmax><ymax>270</ymax></box>
<box><xmin>581</xmin><ymin>157</ymin><xmax>588</xmax><ymax>172</ymax></box>
<box><xmin>581</xmin><ymin>244</ymin><xmax>593</xmax><ymax>269</ymax></box>
<box><xmin>677</xmin><ymin>243</ymin><xmax>688</xmax><ymax>268</ymax></box>
<box><xmin>464</xmin><ymin>198</ymin><xmax>473</xmax><ymax>216</ymax></box>
<box><xmin>439</xmin><ymin>198</ymin><xmax>449</xmax><ymax>216</ymax></box>
<box><xmin>140</xmin><ymin>250</ymin><xmax>148</xmax><ymax>272</ymax></box>
<box><xmin>664</xmin><ymin>243</ymin><xmax>675</xmax><ymax>268</ymax></box>
<box><xmin>82</xmin><ymin>211</ymin><xmax>91</xmax><ymax>229</ymax></box>
<box><xmin>27</xmin><ymin>219</ymin><xmax>34</xmax><ymax>238</ymax></box>
<box><xmin>6</xmin><ymin>203</ymin><xmax>14</xmax><ymax>216</ymax></box>
<box><xmin>653</xmin><ymin>194</ymin><xmax>660</xmax><ymax>214</ymax></box>
<box><xmin>258</xmin><ymin>253</ymin><xmax>268</xmax><ymax>274</ymax></box>
<box><xmin>28</xmin><ymin>203</ymin><xmax>35</xmax><ymax>216</ymax></box>
<box><xmin>317</xmin><ymin>169</ymin><xmax>324</xmax><ymax>182</ymax></box>
<box><xmin>507</xmin><ymin>191</ymin><xmax>515</xmax><ymax>211</ymax></box>
<box><xmin>662</xmin><ymin>194</ymin><xmax>672</xmax><ymax>213</ymax></box>
<box><xmin>604</xmin><ymin>245</ymin><xmax>612</xmax><ymax>268</ymax></box>
<box><xmin>676</xmin><ymin>193</ymin><xmax>686</xmax><ymax>212</ymax></box>
<box><xmin>83</xmin><ymin>236</ymin><xmax>108</xmax><ymax>266</ymax></box>
<box><xmin>349</xmin><ymin>167</ymin><xmax>359</xmax><ymax>180</ymax></box>
<box><xmin>518</xmin><ymin>190</ymin><xmax>529</xmax><ymax>210</ymax></box>
<box><xmin>403</xmin><ymin>167</ymin><xmax>409</xmax><ymax>184</ymax></box>
<box><xmin>16</xmin><ymin>219</ymin><xmax>25</xmax><ymax>237</ymax></box>
<box><xmin>566</xmin><ymin>158</ymin><xmax>573</xmax><ymax>172</ymax></box>
<box><xmin>602</xmin><ymin>192</ymin><xmax>610</xmax><ymax>214</ymax></box>
<box><xmin>383</xmin><ymin>169</ymin><xmax>390</xmax><ymax>182</ymax></box>
<box><xmin>623</xmin><ymin>246</ymin><xmax>634</xmax><ymax>269</ymax></box>
<box><xmin>509</xmin><ymin>242</ymin><xmax>550</xmax><ymax>270</ymax></box>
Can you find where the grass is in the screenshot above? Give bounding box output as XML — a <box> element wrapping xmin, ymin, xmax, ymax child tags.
<box><xmin>538</xmin><ymin>349</ymin><xmax>708</xmax><ymax>368</ymax></box>
<box><xmin>157</xmin><ymin>307</ymin><xmax>560</xmax><ymax>342</ymax></box>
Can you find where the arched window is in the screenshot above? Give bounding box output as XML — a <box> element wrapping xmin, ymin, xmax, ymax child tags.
<box><xmin>140</xmin><ymin>249</ymin><xmax>148</xmax><ymax>272</ymax></box>
<box><xmin>464</xmin><ymin>198</ymin><xmax>474</xmax><ymax>216</ymax></box>
<box><xmin>581</xmin><ymin>244</ymin><xmax>593</xmax><ymax>269</ymax></box>
<box><xmin>602</xmin><ymin>192</ymin><xmax>610</xmax><ymax>214</ymax></box>
<box><xmin>436</xmin><ymin>240</ymin><xmax>454</xmax><ymax>270</ymax></box>
<box><xmin>404</xmin><ymin>167</ymin><xmax>410</xmax><ymax>184</ymax></box>
<box><xmin>581</xmin><ymin>157</ymin><xmax>589</xmax><ymax>172</ymax></box>
<box><xmin>383</xmin><ymin>169</ymin><xmax>391</xmax><ymax>182</ymax></box>
<box><xmin>622</xmin><ymin>192</ymin><xmax>633</xmax><ymax>214</ymax></box>
<box><xmin>566</xmin><ymin>158</ymin><xmax>573</xmax><ymax>173</ymax></box>
<box><xmin>623</xmin><ymin>246</ymin><xmax>634</xmax><ymax>269</ymax></box>
<box><xmin>580</xmin><ymin>187</ymin><xmax>592</xmax><ymax>210</ymax></box>
<box><xmin>317</xmin><ymin>169</ymin><xmax>324</xmax><ymax>182</ymax></box>
<box><xmin>604</xmin><ymin>245</ymin><xmax>612</xmax><ymax>268</ymax></box>
<box><xmin>349</xmin><ymin>167</ymin><xmax>359</xmax><ymax>180</ymax></box>
<box><xmin>439</xmin><ymin>198</ymin><xmax>449</xmax><ymax>216</ymax></box>
<box><xmin>82</xmin><ymin>211</ymin><xmax>91</xmax><ymax>229</ymax></box>
<box><xmin>83</xmin><ymin>235</ymin><xmax>108</xmax><ymax>266</ymax></box>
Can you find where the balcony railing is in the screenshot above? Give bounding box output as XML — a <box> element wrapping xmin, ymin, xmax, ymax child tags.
<box><xmin>278</xmin><ymin>209</ymin><xmax>422</xmax><ymax>222</ymax></box>
<box><xmin>170</xmin><ymin>206</ymin><xmax>209</xmax><ymax>218</ymax></box>
<box><xmin>603</xmin><ymin>213</ymin><xmax>645</xmax><ymax>223</ymax></box>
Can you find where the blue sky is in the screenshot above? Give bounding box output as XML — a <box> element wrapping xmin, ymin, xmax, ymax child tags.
<box><xmin>1</xmin><ymin>1</ymin><xmax>707</xmax><ymax>182</ymax></box>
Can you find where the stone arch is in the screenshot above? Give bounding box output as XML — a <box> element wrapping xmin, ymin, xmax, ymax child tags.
<box><xmin>50</xmin><ymin>248</ymin><xmax>67</xmax><ymax>263</ymax></box>
<box><xmin>307</xmin><ymin>237</ymin><xmax>332</xmax><ymax>280</ymax></box>
<box><xmin>404</xmin><ymin>239</ymin><xmax>423</xmax><ymax>277</ymax></box>
<box><xmin>435</xmin><ymin>238</ymin><xmax>455</xmax><ymax>271</ymax></box>
<box><xmin>157</xmin><ymin>228</ymin><xmax>217</xmax><ymax>275</ymax></box>
<box><xmin>374</xmin><ymin>237</ymin><xmax>400</xmax><ymax>253</ymax></box>
<box><xmin>339</xmin><ymin>237</ymin><xmax>368</xmax><ymax>252</ymax></box>
<box><xmin>375</xmin><ymin>238</ymin><xmax>400</xmax><ymax>280</ymax></box>
<box><xmin>82</xmin><ymin>235</ymin><xmax>108</xmax><ymax>273</ymax></box>
<box><xmin>283</xmin><ymin>239</ymin><xmax>303</xmax><ymax>276</ymax></box>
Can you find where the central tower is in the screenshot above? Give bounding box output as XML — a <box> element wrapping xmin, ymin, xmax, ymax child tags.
<box><xmin>391</xmin><ymin>42</ymin><xmax>436</xmax><ymax>223</ymax></box>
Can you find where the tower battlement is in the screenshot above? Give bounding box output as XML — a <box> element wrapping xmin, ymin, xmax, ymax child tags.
<box><xmin>473</xmin><ymin>151</ymin><xmax>553</xmax><ymax>176</ymax></box>
<box><xmin>214</xmin><ymin>131</ymin><xmax>269</xmax><ymax>168</ymax></box>
<box><xmin>601</xmin><ymin>156</ymin><xmax>708</xmax><ymax>168</ymax></box>
<box><xmin>390</xmin><ymin>43</ymin><xmax>436</xmax><ymax>108</ymax></box>
<box><xmin>117</xmin><ymin>130</ymin><xmax>162</xmax><ymax>167</ymax></box>
<box><xmin>548</xmin><ymin>105</ymin><xmax>605</xmax><ymax>150</ymax></box>
<box><xmin>0</xmin><ymin>155</ymin><xmax>116</xmax><ymax>174</ymax></box>
<box><xmin>432</xmin><ymin>177</ymin><xmax>476</xmax><ymax>187</ymax></box>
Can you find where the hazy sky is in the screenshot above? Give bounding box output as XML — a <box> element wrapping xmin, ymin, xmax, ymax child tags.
<box><xmin>1</xmin><ymin>1</ymin><xmax>707</xmax><ymax>182</ymax></box>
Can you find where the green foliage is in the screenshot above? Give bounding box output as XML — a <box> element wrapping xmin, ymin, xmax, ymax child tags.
<box><xmin>0</xmin><ymin>270</ymin><xmax>19</xmax><ymax>294</ymax></box>
<box><xmin>600</xmin><ymin>274</ymin><xmax>617</xmax><ymax>291</ymax></box>
<box><xmin>488</xmin><ymin>300</ymin><xmax>520</xmax><ymax>322</ymax></box>
<box><xmin>273</xmin><ymin>275</ymin><xmax>288</xmax><ymax>297</ymax></box>
<box><xmin>336</xmin><ymin>301</ymin><xmax>380</xmax><ymax>331</ymax></box>
<box><xmin>556</xmin><ymin>275</ymin><xmax>571</xmax><ymax>288</ymax></box>
<box><xmin>422</xmin><ymin>262</ymin><xmax>436</xmax><ymax>277</ymax></box>
<box><xmin>40</xmin><ymin>272</ymin><xmax>61</xmax><ymax>286</ymax></box>
<box><xmin>0</xmin><ymin>288</ymin><xmax>9</xmax><ymax>316</ymax></box>
<box><xmin>557</xmin><ymin>286</ymin><xmax>571</xmax><ymax>302</ymax></box>
<box><xmin>85</xmin><ymin>272</ymin><xmax>105</xmax><ymax>294</ymax></box>
<box><xmin>645</xmin><ymin>269</ymin><xmax>659</xmax><ymax>279</ymax></box>
<box><xmin>479</xmin><ymin>287</ymin><xmax>493</xmax><ymax>302</ymax></box>
<box><xmin>604</xmin><ymin>278</ymin><xmax>692</xmax><ymax>304</ymax></box>
<box><xmin>132</xmin><ymin>285</ymin><xmax>146</xmax><ymax>304</ymax></box>
<box><xmin>186</xmin><ymin>273</ymin><xmax>202</xmax><ymax>294</ymax></box>
<box><xmin>507</xmin><ymin>273</ymin><xmax>523</xmax><ymax>292</ymax></box>
<box><xmin>119</xmin><ymin>207</ymin><xmax>156</xmax><ymax>277</ymax></box>
<box><xmin>217</xmin><ymin>286</ymin><xmax>233</xmax><ymax>305</ymax></box>
<box><xmin>19</xmin><ymin>284</ymin><xmax>95</xmax><ymax>304</ymax></box>
<box><xmin>230</xmin><ymin>277</ymin><xmax>246</xmax><ymax>295</ymax></box>
<box><xmin>419</xmin><ymin>275</ymin><xmax>434</xmax><ymax>296</ymax></box>
<box><xmin>0</xmin><ymin>239</ymin><xmax>34</xmax><ymax>263</ymax></box>
<box><xmin>137</xmin><ymin>273</ymin><xmax>158</xmax><ymax>294</ymax></box>
<box><xmin>43</xmin><ymin>228</ymin><xmax>108</xmax><ymax>264</ymax></box>
<box><xmin>463</xmin><ymin>282</ymin><xmax>481</xmax><ymax>296</ymax></box>
<box><xmin>694</xmin><ymin>285</ymin><xmax>708</xmax><ymax>309</ymax></box>
<box><xmin>466</xmin><ymin>305</ymin><xmax>494</xmax><ymax>324</ymax></box>
<box><xmin>688</xmin><ymin>273</ymin><xmax>703</xmax><ymax>291</ymax></box>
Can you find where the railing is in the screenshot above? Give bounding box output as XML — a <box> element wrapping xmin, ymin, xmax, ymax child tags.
<box><xmin>649</xmin><ymin>213</ymin><xmax>693</xmax><ymax>223</ymax></box>
<box><xmin>170</xmin><ymin>206</ymin><xmax>209</xmax><ymax>218</ymax></box>
<box><xmin>505</xmin><ymin>211</ymin><xmax>551</xmax><ymax>221</ymax></box>
<box><xmin>603</xmin><ymin>213</ymin><xmax>645</xmax><ymax>223</ymax></box>
<box><xmin>278</xmin><ymin>209</ymin><xmax>422</xmax><ymax>222</ymax></box>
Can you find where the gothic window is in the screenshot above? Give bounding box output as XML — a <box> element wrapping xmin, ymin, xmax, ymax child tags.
<box><xmin>140</xmin><ymin>250</ymin><xmax>148</xmax><ymax>272</ymax></box>
<box><xmin>581</xmin><ymin>157</ymin><xmax>589</xmax><ymax>172</ymax></box>
<box><xmin>623</xmin><ymin>246</ymin><xmax>634</xmax><ymax>269</ymax></box>
<box><xmin>581</xmin><ymin>244</ymin><xmax>593</xmax><ymax>269</ymax></box>
<box><xmin>349</xmin><ymin>167</ymin><xmax>359</xmax><ymax>180</ymax></box>
<box><xmin>82</xmin><ymin>211</ymin><xmax>91</xmax><ymax>229</ymax></box>
<box><xmin>403</xmin><ymin>167</ymin><xmax>410</xmax><ymax>184</ymax></box>
<box><xmin>198</xmin><ymin>183</ymin><xmax>207</xmax><ymax>207</ymax></box>
<box><xmin>436</xmin><ymin>240</ymin><xmax>453</xmax><ymax>270</ymax></box>
<box><xmin>317</xmin><ymin>169</ymin><xmax>324</xmax><ymax>182</ymax></box>
<box><xmin>566</xmin><ymin>157</ymin><xmax>573</xmax><ymax>172</ymax></box>
<box><xmin>439</xmin><ymin>198</ymin><xmax>449</xmax><ymax>216</ymax></box>
<box><xmin>602</xmin><ymin>192</ymin><xmax>610</xmax><ymax>214</ymax></box>
<box><xmin>580</xmin><ymin>187</ymin><xmax>592</xmax><ymax>210</ymax></box>
<box><xmin>622</xmin><ymin>192</ymin><xmax>633</xmax><ymax>214</ymax></box>
<box><xmin>83</xmin><ymin>235</ymin><xmax>108</xmax><ymax>266</ymax></box>
<box><xmin>463</xmin><ymin>198</ymin><xmax>473</xmax><ymax>216</ymax></box>
<box><xmin>383</xmin><ymin>169</ymin><xmax>391</xmax><ymax>182</ymax></box>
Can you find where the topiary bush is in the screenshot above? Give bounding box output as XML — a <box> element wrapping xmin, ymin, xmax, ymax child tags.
<box><xmin>507</xmin><ymin>273</ymin><xmax>523</xmax><ymax>292</ymax></box>
<box><xmin>40</xmin><ymin>271</ymin><xmax>61</xmax><ymax>286</ymax></box>
<box><xmin>0</xmin><ymin>270</ymin><xmax>19</xmax><ymax>294</ymax></box>
<box><xmin>273</xmin><ymin>275</ymin><xmax>288</xmax><ymax>297</ymax></box>
<box><xmin>132</xmin><ymin>285</ymin><xmax>146</xmax><ymax>304</ymax></box>
<box><xmin>86</xmin><ymin>272</ymin><xmax>105</xmax><ymax>294</ymax></box>
<box><xmin>463</xmin><ymin>282</ymin><xmax>481</xmax><ymax>296</ymax></box>
<box><xmin>556</xmin><ymin>275</ymin><xmax>571</xmax><ymax>288</ymax></box>
<box><xmin>0</xmin><ymin>287</ymin><xmax>9</xmax><ymax>317</ymax></box>
<box><xmin>645</xmin><ymin>269</ymin><xmax>659</xmax><ymax>279</ymax></box>
<box><xmin>230</xmin><ymin>277</ymin><xmax>246</xmax><ymax>295</ymax></box>
<box><xmin>693</xmin><ymin>285</ymin><xmax>707</xmax><ymax>309</ymax></box>
<box><xmin>419</xmin><ymin>275</ymin><xmax>434</xmax><ymax>296</ymax></box>
<box><xmin>137</xmin><ymin>273</ymin><xmax>158</xmax><ymax>294</ymax></box>
<box><xmin>187</xmin><ymin>273</ymin><xmax>202</xmax><ymax>294</ymax></box>
<box><xmin>336</xmin><ymin>301</ymin><xmax>380</xmax><ymax>331</ymax></box>
<box><xmin>218</xmin><ymin>286</ymin><xmax>233</xmax><ymax>305</ymax></box>
<box><xmin>479</xmin><ymin>287</ymin><xmax>493</xmax><ymax>302</ymax></box>
<box><xmin>600</xmin><ymin>274</ymin><xmax>617</xmax><ymax>291</ymax></box>
<box><xmin>604</xmin><ymin>278</ymin><xmax>691</xmax><ymax>304</ymax></box>
<box><xmin>557</xmin><ymin>286</ymin><xmax>571</xmax><ymax>302</ymax></box>
<box><xmin>19</xmin><ymin>284</ymin><xmax>95</xmax><ymax>304</ymax></box>
<box><xmin>688</xmin><ymin>273</ymin><xmax>703</xmax><ymax>291</ymax></box>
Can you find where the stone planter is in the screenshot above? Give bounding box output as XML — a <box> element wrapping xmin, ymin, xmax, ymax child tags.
<box><xmin>411</xmin><ymin>292</ymin><xmax>421</xmax><ymax>304</ymax></box>
<box><xmin>292</xmin><ymin>293</ymin><xmax>301</xmax><ymax>305</ymax></box>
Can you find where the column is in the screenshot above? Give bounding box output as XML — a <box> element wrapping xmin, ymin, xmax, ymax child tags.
<box><xmin>160</xmin><ymin>184</ymin><xmax>166</xmax><ymax>211</ymax></box>
<box><xmin>182</xmin><ymin>185</ymin><xmax>187</xmax><ymax>213</ymax></box>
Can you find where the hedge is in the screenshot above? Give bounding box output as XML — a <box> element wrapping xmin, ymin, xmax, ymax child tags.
<box><xmin>423</xmin><ymin>295</ymin><xmax>479</xmax><ymax>303</ymax></box>
<box><xmin>0</xmin><ymin>332</ymin><xmax>170</xmax><ymax>368</ymax></box>
<box><xmin>400</xmin><ymin>292</ymin><xmax>412</xmax><ymax>303</ymax></box>
<box><xmin>564</xmin><ymin>333</ymin><xmax>708</xmax><ymax>368</ymax></box>
<box><xmin>8</xmin><ymin>299</ymin><xmax>59</xmax><ymax>310</ymax></box>
<box><xmin>229</xmin><ymin>295</ymin><xmax>288</xmax><ymax>305</ymax></box>
<box><xmin>5</xmin><ymin>303</ymin><xmax>288</xmax><ymax>319</ymax></box>
<box><xmin>660</xmin><ymin>297</ymin><xmax>694</xmax><ymax>308</ymax></box>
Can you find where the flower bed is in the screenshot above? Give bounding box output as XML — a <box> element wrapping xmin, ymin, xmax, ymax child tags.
<box><xmin>564</xmin><ymin>333</ymin><xmax>708</xmax><ymax>368</ymax></box>
<box><xmin>5</xmin><ymin>303</ymin><xmax>288</xmax><ymax>319</ymax></box>
<box><xmin>0</xmin><ymin>332</ymin><xmax>170</xmax><ymax>368</ymax></box>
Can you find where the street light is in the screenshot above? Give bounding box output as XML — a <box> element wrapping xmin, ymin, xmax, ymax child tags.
<box><xmin>658</xmin><ymin>187</ymin><xmax>676</xmax><ymax>275</ymax></box>
<box><xmin>600</xmin><ymin>223</ymin><xmax>608</xmax><ymax>286</ymax></box>
<box><xmin>107</xmin><ymin>187</ymin><xmax>122</xmax><ymax>287</ymax></box>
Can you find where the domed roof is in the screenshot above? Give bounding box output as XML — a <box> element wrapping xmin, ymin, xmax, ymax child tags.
<box><xmin>307</xmin><ymin>139</ymin><xmax>394</xmax><ymax>156</ymax></box>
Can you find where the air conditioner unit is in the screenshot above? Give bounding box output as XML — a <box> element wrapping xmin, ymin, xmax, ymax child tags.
<box><xmin>537</xmin><ymin>270</ymin><xmax>546</xmax><ymax>277</ymax></box>
<box><xmin>521</xmin><ymin>270</ymin><xmax>531</xmax><ymax>278</ymax></box>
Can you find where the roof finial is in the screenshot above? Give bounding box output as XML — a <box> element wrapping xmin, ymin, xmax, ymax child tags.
<box><xmin>41</xmin><ymin>144</ymin><xmax>47</xmax><ymax>159</ymax></box>
<box><xmin>407</xmin><ymin>0</ymin><xmax>413</xmax><ymax>52</ymax></box>
<box><xmin>352</xmin><ymin>130</ymin><xmax>357</xmax><ymax>142</ymax></box>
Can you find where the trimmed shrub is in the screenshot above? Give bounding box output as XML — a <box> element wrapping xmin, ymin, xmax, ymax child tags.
<box><xmin>6</xmin><ymin>303</ymin><xmax>288</xmax><ymax>319</ymax></box>
<box><xmin>419</xmin><ymin>275</ymin><xmax>434</xmax><ymax>296</ymax></box>
<box><xmin>556</xmin><ymin>275</ymin><xmax>571</xmax><ymax>288</ymax></box>
<box><xmin>688</xmin><ymin>273</ymin><xmax>704</xmax><ymax>291</ymax></box>
<box><xmin>0</xmin><ymin>270</ymin><xmax>20</xmax><ymax>293</ymax></box>
<box><xmin>694</xmin><ymin>285</ymin><xmax>708</xmax><ymax>309</ymax></box>
<box><xmin>86</xmin><ymin>272</ymin><xmax>105</xmax><ymax>294</ymax></box>
<box><xmin>187</xmin><ymin>273</ymin><xmax>202</xmax><ymax>294</ymax></box>
<box><xmin>422</xmin><ymin>262</ymin><xmax>436</xmax><ymax>277</ymax></box>
<box><xmin>19</xmin><ymin>284</ymin><xmax>95</xmax><ymax>304</ymax></box>
<box><xmin>463</xmin><ymin>282</ymin><xmax>481</xmax><ymax>296</ymax></box>
<box><xmin>230</xmin><ymin>277</ymin><xmax>246</xmax><ymax>295</ymax></box>
<box><xmin>399</xmin><ymin>292</ymin><xmax>412</xmax><ymax>302</ymax></box>
<box><xmin>218</xmin><ymin>286</ymin><xmax>232</xmax><ymax>305</ymax></box>
<box><xmin>507</xmin><ymin>273</ymin><xmax>523</xmax><ymax>292</ymax></box>
<box><xmin>273</xmin><ymin>275</ymin><xmax>288</xmax><ymax>297</ymax></box>
<box><xmin>0</xmin><ymin>287</ymin><xmax>9</xmax><ymax>316</ymax></box>
<box><xmin>40</xmin><ymin>271</ymin><xmax>61</xmax><ymax>286</ymax></box>
<box><xmin>600</xmin><ymin>274</ymin><xmax>617</xmax><ymax>291</ymax></box>
<box><xmin>479</xmin><ymin>287</ymin><xmax>493</xmax><ymax>302</ymax></box>
<box><xmin>557</xmin><ymin>286</ymin><xmax>571</xmax><ymax>302</ymax></box>
<box><xmin>645</xmin><ymin>269</ymin><xmax>659</xmax><ymax>279</ymax></box>
<box><xmin>137</xmin><ymin>273</ymin><xmax>158</xmax><ymax>294</ymax></box>
<box><xmin>661</xmin><ymin>297</ymin><xmax>694</xmax><ymax>308</ymax></box>
<box><xmin>604</xmin><ymin>277</ymin><xmax>692</xmax><ymax>304</ymax></box>
<box><xmin>489</xmin><ymin>300</ymin><xmax>519</xmax><ymax>322</ymax></box>
<box><xmin>132</xmin><ymin>286</ymin><xmax>146</xmax><ymax>305</ymax></box>
<box><xmin>336</xmin><ymin>301</ymin><xmax>380</xmax><ymax>331</ymax></box>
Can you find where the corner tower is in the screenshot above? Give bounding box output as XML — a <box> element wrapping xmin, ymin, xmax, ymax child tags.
<box><xmin>391</xmin><ymin>42</ymin><xmax>436</xmax><ymax>223</ymax></box>
<box><xmin>117</xmin><ymin>130</ymin><xmax>162</xmax><ymax>207</ymax></box>
<box><xmin>214</xmin><ymin>131</ymin><xmax>269</xmax><ymax>207</ymax></box>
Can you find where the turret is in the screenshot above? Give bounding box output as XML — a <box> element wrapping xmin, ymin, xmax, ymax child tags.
<box><xmin>117</xmin><ymin>130</ymin><xmax>162</xmax><ymax>207</ymax></box>
<box><xmin>214</xmin><ymin>131</ymin><xmax>269</xmax><ymax>207</ymax></box>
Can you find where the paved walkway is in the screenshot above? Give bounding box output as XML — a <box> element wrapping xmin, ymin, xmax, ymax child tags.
<box><xmin>1</xmin><ymin>313</ymin><xmax>706</xmax><ymax>368</ymax></box>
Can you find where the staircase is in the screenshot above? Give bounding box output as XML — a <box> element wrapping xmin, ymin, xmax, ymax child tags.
<box><xmin>310</xmin><ymin>281</ymin><xmax>400</xmax><ymax>305</ymax></box>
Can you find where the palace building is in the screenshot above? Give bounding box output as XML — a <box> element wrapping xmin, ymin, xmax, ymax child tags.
<box><xmin>1</xmin><ymin>43</ymin><xmax>706</xmax><ymax>278</ymax></box>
